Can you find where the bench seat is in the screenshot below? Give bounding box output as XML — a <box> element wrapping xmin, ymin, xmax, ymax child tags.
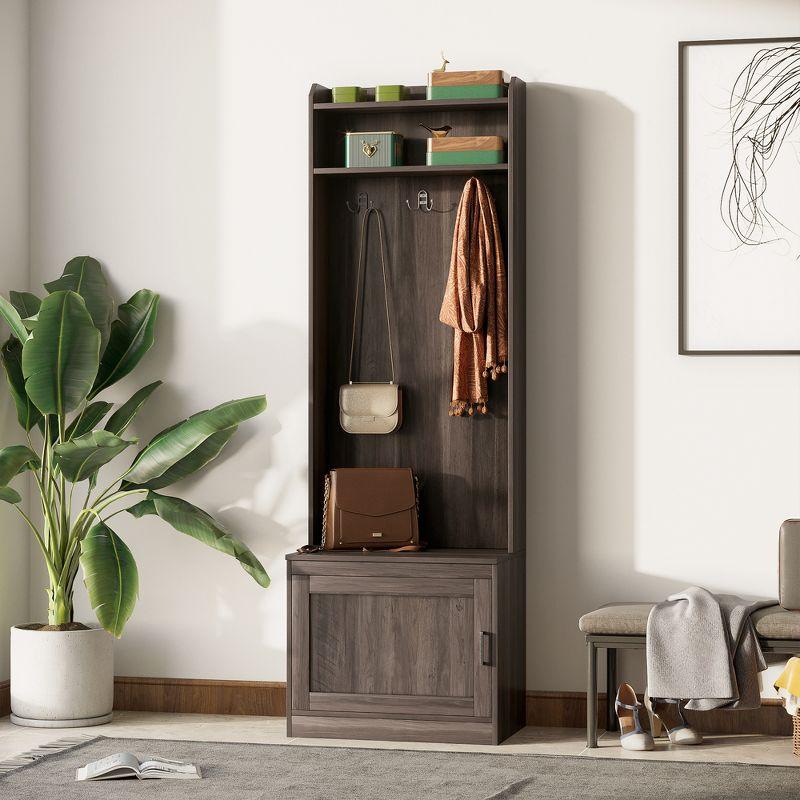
<box><xmin>579</xmin><ymin>602</ymin><xmax>800</xmax><ymax>639</ymax></box>
<box><xmin>579</xmin><ymin>603</ymin><xmax>800</xmax><ymax>748</ymax></box>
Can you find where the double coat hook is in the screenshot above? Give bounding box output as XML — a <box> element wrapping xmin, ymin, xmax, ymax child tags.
<box><xmin>346</xmin><ymin>192</ymin><xmax>373</xmax><ymax>214</ymax></box>
<box><xmin>405</xmin><ymin>189</ymin><xmax>455</xmax><ymax>214</ymax></box>
<box><xmin>406</xmin><ymin>190</ymin><xmax>434</xmax><ymax>212</ymax></box>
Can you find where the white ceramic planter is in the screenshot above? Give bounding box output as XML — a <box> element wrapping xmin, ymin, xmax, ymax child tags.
<box><xmin>10</xmin><ymin>624</ymin><xmax>114</xmax><ymax>727</ymax></box>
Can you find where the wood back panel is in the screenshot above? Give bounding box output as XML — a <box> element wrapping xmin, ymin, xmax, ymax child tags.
<box><xmin>317</xmin><ymin>171</ymin><xmax>509</xmax><ymax>550</ymax></box>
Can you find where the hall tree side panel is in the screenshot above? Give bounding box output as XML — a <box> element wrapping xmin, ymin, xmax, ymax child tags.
<box><xmin>507</xmin><ymin>77</ymin><xmax>526</xmax><ymax>555</ymax></box>
<box><xmin>292</xmin><ymin>79</ymin><xmax>526</xmax><ymax>745</ymax></box>
<box><xmin>501</xmin><ymin>76</ymin><xmax>526</xmax><ymax>740</ymax></box>
<box><xmin>308</xmin><ymin>84</ymin><xmax>335</xmax><ymax>553</ymax></box>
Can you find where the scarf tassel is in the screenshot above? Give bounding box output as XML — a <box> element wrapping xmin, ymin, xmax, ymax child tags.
<box><xmin>449</xmin><ymin>400</ymin><xmax>489</xmax><ymax>417</ymax></box>
<box><xmin>482</xmin><ymin>361</ymin><xmax>508</xmax><ymax>382</ymax></box>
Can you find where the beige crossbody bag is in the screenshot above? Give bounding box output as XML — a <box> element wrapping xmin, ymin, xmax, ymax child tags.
<box><xmin>339</xmin><ymin>207</ymin><xmax>402</xmax><ymax>435</ymax></box>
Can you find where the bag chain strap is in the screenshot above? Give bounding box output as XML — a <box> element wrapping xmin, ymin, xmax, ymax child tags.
<box><xmin>320</xmin><ymin>472</ymin><xmax>330</xmax><ymax>548</ymax></box>
<box><xmin>347</xmin><ymin>207</ymin><xmax>396</xmax><ymax>385</ymax></box>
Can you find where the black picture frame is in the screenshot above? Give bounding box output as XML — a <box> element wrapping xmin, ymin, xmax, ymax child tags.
<box><xmin>678</xmin><ymin>36</ymin><xmax>800</xmax><ymax>355</ymax></box>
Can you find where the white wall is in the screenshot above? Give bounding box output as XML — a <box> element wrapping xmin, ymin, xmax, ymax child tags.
<box><xmin>25</xmin><ymin>0</ymin><xmax>800</xmax><ymax>690</ymax></box>
<box><xmin>0</xmin><ymin>0</ymin><xmax>30</xmax><ymax>683</ymax></box>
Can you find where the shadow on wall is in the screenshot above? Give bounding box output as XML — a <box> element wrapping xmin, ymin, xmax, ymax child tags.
<box><xmin>90</xmin><ymin>311</ymin><xmax>307</xmax><ymax>677</ymax></box>
<box><xmin>523</xmin><ymin>84</ymin><xmax>780</xmax><ymax>694</ymax></box>
<box><xmin>525</xmin><ymin>83</ymin><xmax>673</xmax><ymax>693</ymax></box>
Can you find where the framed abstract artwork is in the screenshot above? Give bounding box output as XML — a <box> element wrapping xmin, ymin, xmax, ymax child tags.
<box><xmin>679</xmin><ymin>37</ymin><xmax>800</xmax><ymax>354</ymax></box>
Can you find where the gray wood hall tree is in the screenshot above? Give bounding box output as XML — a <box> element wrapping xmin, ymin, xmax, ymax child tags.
<box><xmin>286</xmin><ymin>79</ymin><xmax>526</xmax><ymax>745</ymax></box>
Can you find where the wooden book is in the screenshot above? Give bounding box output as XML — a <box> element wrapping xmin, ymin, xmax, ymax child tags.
<box><xmin>427</xmin><ymin>135</ymin><xmax>504</xmax><ymax>152</ymax></box>
<box><xmin>428</xmin><ymin>69</ymin><xmax>504</xmax><ymax>87</ymax></box>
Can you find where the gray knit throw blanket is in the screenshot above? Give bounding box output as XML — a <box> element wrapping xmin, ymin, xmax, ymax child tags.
<box><xmin>646</xmin><ymin>587</ymin><xmax>774</xmax><ymax>711</ymax></box>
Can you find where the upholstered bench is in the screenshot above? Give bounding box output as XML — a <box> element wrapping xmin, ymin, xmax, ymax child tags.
<box><xmin>578</xmin><ymin>603</ymin><xmax>800</xmax><ymax>747</ymax></box>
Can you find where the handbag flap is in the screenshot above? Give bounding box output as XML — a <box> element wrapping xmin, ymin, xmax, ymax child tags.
<box><xmin>332</xmin><ymin>468</ymin><xmax>415</xmax><ymax>516</ymax></box>
<box><xmin>339</xmin><ymin>383</ymin><xmax>399</xmax><ymax>418</ymax></box>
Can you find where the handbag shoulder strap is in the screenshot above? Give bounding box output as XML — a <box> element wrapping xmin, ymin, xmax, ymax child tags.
<box><xmin>347</xmin><ymin>207</ymin><xmax>396</xmax><ymax>384</ymax></box>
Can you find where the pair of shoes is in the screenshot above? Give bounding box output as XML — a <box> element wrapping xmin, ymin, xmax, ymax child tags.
<box><xmin>615</xmin><ymin>683</ymin><xmax>654</xmax><ymax>751</ymax></box>
<box><xmin>644</xmin><ymin>691</ymin><xmax>703</xmax><ymax>745</ymax></box>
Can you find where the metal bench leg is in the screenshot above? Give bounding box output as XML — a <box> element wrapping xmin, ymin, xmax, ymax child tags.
<box><xmin>587</xmin><ymin>640</ymin><xmax>597</xmax><ymax>748</ymax></box>
<box><xmin>606</xmin><ymin>647</ymin><xmax>618</xmax><ymax>732</ymax></box>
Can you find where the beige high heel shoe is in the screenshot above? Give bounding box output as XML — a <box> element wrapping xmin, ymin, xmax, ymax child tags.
<box><xmin>644</xmin><ymin>690</ymin><xmax>703</xmax><ymax>745</ymax></box>
<box><xmin>615</xmin><ymin>683</ymin><xmax>654</xmax><ymax>751</ymax></box>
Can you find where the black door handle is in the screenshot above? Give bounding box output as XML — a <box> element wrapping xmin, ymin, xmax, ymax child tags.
<box><xmin>480</xmin><ymin>631</ymin><xmax>492</xmax><ymax>666</ymax></box>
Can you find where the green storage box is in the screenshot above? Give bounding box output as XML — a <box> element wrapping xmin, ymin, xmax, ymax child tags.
<box><xmin>426</xmin><ymin>135</ymin><xmax>504</xmax><ymax>166</ymax></box>
<box><xmin>426</xmin><ymin>69</ymin><xmax>504</xmax><ymax>100</ymax></box>
<box><xmin>426</xmin><ymin>84</ymin><xmax>504</xmax><ymax>100</ymax></box>
<box><xmin>345</xmin><ymin>131</ymin><xmax>403</xmax><ymax>168</ymax></box>
<box><xmin>332</xmin><ymin>86</ymin><xmax>366</xmax><ymax>103</ymax></box>
<box><xmin>426</xmin><ymin>150</ymin><xmax>504</xmax><ymax>165</ymax></box>
<box><xmin>375</xmin><ymin>84</ymin><xmax>406</xmax><ymax>102</ymax></box>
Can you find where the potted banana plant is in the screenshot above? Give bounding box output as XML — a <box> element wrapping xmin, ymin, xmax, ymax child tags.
<box><xmin>1</xmin><ymin>257</ymin><xmax>269</xmax><ymax>727</ymax></box>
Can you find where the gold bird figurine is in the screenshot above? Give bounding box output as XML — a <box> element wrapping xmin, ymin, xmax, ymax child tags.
<box><xmin>420</xmin><ymin>123</ymin><xmax>452</xmax><ymax>138</ymax></box>
<box><xmin>433</xmin><ymin>51</ymin><xmax>449</xmax><ymax>73</ymax></box>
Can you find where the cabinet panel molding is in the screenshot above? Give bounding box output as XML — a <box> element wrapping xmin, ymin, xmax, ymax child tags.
<box><xmin>309</xmin><ymin>692</ymin><xmax>473</xmax><ymax>716</ymax></box>
<box><xmin>290</xmin><ymin>575</ymin><xmax>310</xmax><ymax>710</ymax></box>
<box><xmin>309</xmin><ymin>575</ymin><xmax>473</xmax><ymax>596</ymax></box>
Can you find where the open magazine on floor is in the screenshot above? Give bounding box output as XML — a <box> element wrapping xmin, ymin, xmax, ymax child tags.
<box><xmin>75</xmin><ymin>751</ymin><xmax>202</xmax><ymax>781</ymax></box>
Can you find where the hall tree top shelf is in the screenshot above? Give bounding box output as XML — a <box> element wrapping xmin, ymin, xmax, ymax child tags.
<box><xmin>307</xmin><ymin>78</ymin><xmax>526</xmax><ymax>555</ymax></box>
<box><xmin>313</xmin><ymin>89</ymin><xmax>509</xmax><ymax>113</ymax></box>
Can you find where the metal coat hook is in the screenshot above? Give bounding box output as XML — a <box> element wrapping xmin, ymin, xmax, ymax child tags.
<box><xmin>405</xmin><ymin>189</ymin><xmax>455</xmax><ymax>214</ymax></box>
<box><xmin>346</xmin><ymin>192</ymin><xmax>373</xmax><ymax>214</ymax></box>
<box><xmin>406</xmin><ymin>189</ymin><xmax>434</xmax><ymax>212</ymax></box>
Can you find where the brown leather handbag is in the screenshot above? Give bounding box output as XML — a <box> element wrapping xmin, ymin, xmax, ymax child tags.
<box><xmin>321</xmin><ymin>467</ymin><xmax>421</xmax><ymax>551</ymax></box>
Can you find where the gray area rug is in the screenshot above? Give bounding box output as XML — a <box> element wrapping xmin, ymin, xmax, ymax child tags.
<box><xmin>0</xmin><ymin>736</ymin><xmax>797</xmax><ymax>799</ymax></box>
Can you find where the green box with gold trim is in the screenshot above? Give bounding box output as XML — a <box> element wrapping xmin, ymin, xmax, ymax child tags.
<box><xmin>345</xmin><ymin>131</ymin><xmax>403</xmax><ymax>168</ymax></box>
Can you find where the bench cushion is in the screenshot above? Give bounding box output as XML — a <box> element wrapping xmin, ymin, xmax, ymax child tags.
<box><xmin>579</xmin><ymin>603</ymin><xmax>800</xmax><ymax>641</ymax></box>
<box><xmin>578</xmin><ymin>603</ymin><xmax>653</xmax><ymax>635</ymax></box>
<box><xmin>752</xmin><ymin>605</ymin><xmax>800</xmax><ymax>640</ymax></box>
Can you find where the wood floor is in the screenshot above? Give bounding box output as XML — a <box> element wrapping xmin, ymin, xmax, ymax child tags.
<box><xmin>0</xmin><ymin>712</ymin><xmax>798</xmax><ymax>768</ymax></box>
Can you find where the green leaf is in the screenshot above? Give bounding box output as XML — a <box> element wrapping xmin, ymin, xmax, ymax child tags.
<box><xmin>124</xmin><ymin>426</ymin><xmax>236</xmax><ymax>491</ymax></box>
<box><xmin>0</xmin><ymin>486</ymin><xmax>22</xmax><ymax>504</ymax></box>
<box><xmin>90</xmin><ymin>290</ymin><xmax>159</xmax><ymax>398</ymax></box>
<box><xmin>80</xmin><ymin>521</ymin><xmax>138</xmax><ymax>637</ymax></box>
<box><xmin>104</xmin><ymin>381</ymin><xmax>162</xmax><ymax>436</ymax></box>
<box><xmin>45</xmin><ymin>257</ymin><xmax>114</xmax><ymax>353</ymax></box>
<box><xmin>0</xmin><ymin>445</ymin><xmax>40</xmax><ymax>485</ymax></box>
<box><xmin>65</xmin><ymin>400</ymin><xmax>114</xmax><ymax>440</ymax></box>
<box><xmin>21</xmin><ymin>291</ymin><xmax>101</xmax><ymax>416</ymax></box>
<box><xmin>52</xmin><ymin>429</ymin><xmax>134</xmax><ymax>482</ymax></box>
<box><xmin>10</xmin><ymin>291</ymin><xmax>41</xmax><ymax>320</ymax></box>
<box><xmin>21</xmin><ymin>314</ymin><xmax>38</xmax><ymax>333</ymax></box>
<box><xmin>0</xmin><ymin>294</ymin><xmax>30</xmax><ymax>344</ymax></box>
<box><xmin>0</xmin><ymin>337</ymin><xmax>42</xmax><ymax>431</ymax></box>
<box><xmin>127</xmin><ymin>492</ymin><xmax>269</xmax><ymax>588</ymax></box>
<box><xmin>124</xmin><ymin>395</ymin><xmax>266</xmax><ymax>485</ymax></box>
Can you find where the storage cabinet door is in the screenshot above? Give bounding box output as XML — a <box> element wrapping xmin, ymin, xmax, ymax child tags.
<box><xmin>290</xmin><ymin>575</ymin><xmax>493</xmax><ymax>719</ymax></box>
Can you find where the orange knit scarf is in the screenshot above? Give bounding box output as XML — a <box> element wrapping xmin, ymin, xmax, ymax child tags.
<box><xmin>439</xmin><ymin>177</ymin><xmax>508</xmax><ymax>417</ymax></box>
